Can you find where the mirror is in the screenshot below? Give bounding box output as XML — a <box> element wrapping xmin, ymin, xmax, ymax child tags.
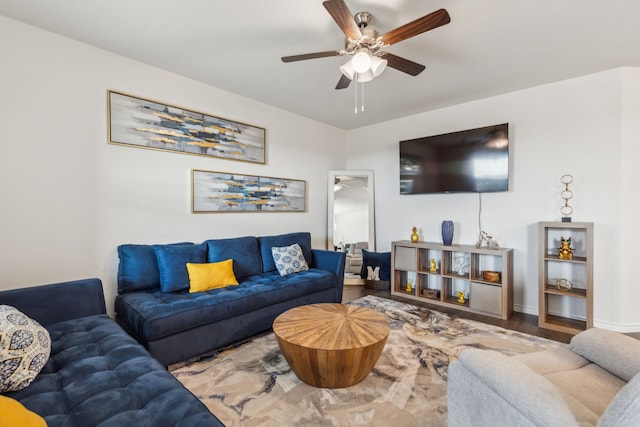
<box><xmin>327</xmin><ymin>170</ymin><xmax>375</xmax><ymax>252</ymax></box>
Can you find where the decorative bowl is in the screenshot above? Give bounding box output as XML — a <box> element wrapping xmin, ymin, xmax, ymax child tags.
<box><xmin>482</xmin><ymin>271</ymin><xmax>501</xmax><ymax>282</ymax></box>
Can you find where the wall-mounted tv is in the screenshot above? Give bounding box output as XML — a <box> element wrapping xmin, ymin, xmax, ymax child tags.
<box><xmin>399</xmin><ymin>123</ymin><xmax>509</xmax><ymax>194</ymax></box>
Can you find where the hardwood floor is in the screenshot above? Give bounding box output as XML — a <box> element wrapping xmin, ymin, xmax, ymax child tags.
<box><xmin>343</xmin><ymin>284</ymin><xmax>576</xmax><ymax>343</ymax></box>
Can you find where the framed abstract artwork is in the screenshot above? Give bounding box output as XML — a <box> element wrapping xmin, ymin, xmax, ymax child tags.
<box><xmin>108</xmin><ymin>90</ymin><xmax>266</xmax><ymax>164</ymax></box>
<box><xmin>192</xmin><ymin>169</ymin><xmax>306</xmax><ymax>213</ymax></box>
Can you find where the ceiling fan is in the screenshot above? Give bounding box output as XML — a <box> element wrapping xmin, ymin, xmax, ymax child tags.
<box><xmin>281</xmin><ymin>0</ymin><xmax>450</xmax><ymax>90</ymax></box>
<box><xmin>334</xmin><ymin>176</ymin><xmax>366</xmax><ymax>191</ymax></box>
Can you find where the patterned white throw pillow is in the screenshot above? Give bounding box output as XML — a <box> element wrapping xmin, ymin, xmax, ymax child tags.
<box><xmin>0</xmin><ymin>305</ymin><xmax>51</xmax><ymax>392</ymax></box>
<box><xmin>271</xmin><ymin>243</ymin><xmax>309</xmax><ymax>276</ymax></box>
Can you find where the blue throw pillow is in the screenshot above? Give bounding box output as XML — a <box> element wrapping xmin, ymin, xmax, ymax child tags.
<box><xmin>360</xmin><ymin>249</ymin><xmax>391</xmax><ymax>281</ymax></box>
<box><xmin>153</xmin><ymin>243</ymin><xmax>207</xmax><ymax>292</ymax></box>
<box><xmin>117</xmin><ymin>242</ymin><xmax>193</xmax><ymax>294</ymax></box>
<box><xmin>257</xmin><ymin>232</ymin><xmax>312</xmax><ymax>273</ymax></box>
<box><xmin>206</xmin><ymin>236</ymin><xmax>262</xmax><ymax>279</ymax></box>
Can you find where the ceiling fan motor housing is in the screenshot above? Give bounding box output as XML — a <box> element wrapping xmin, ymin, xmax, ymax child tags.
<box><xmin>345</xmin><ymin>14</ymin><xmax>380</xmax><ymax>55</ymax></box>
<box><xmin>354</xmin><ymin>11</ymin><xmax>372</xmax><ymax>28</ymax></box>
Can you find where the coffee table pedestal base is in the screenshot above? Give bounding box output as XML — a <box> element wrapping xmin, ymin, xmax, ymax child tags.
<box><xmin>272</xmin><ymin>303</ymin><xmax>390</xmax><ymax>389</ymax></box>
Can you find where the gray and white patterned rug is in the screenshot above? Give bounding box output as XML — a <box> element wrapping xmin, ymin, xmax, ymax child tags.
<box><xmin>170</xmin><ymin>295</ymin><xmax>564</xmax><ymax>427</ymax></box>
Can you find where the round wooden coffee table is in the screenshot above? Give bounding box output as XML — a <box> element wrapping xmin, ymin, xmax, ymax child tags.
<box><xmin>272</xmin><ymin>303</ymin><xmax>389</xmax><ymax>388</ymax></box>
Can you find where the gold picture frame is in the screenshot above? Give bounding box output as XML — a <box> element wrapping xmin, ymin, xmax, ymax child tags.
<box><xmin>108</xmin><ymin>90</ymin><xmax>266</xmax><ymax>164</ymax></box>
<box><xmin>192</xmin><ymin>169</ymin><xmax>306</xmax><ymax>213</ymax></box>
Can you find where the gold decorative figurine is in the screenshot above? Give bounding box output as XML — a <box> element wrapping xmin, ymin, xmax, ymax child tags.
<box><xmin>430</xmin><ymin>259</ymin><xmax>437</xmax><ymax>272</ymax></box>
<box><xmin>410</xmin><ymin>227</ymin><xmax>419</xmax><ymax>243</ymax></box>
<box><xmin>558</xmin><ymin>237</ymin><xmax>574</xmax><ymax>260</ymax></box>
<box><xmin>457</xmin><ymin>291</ymin><xmax>465</xmax><ymax>304</ymax></box>
<box><xmin>406</xmin><ymin>279</ymin><xmax>413</xmax><ymax>293</ymax></box>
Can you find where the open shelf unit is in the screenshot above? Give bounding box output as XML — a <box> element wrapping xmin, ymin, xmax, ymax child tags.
<box><xmin>391</xmin><ymin>241</ymin><xmax>513</xmax><ymax>319</ymax></box>
<box><xmin>538</xmin><ymin>221</ymin><xmax>593</xmax><ymax>334</ymax></box>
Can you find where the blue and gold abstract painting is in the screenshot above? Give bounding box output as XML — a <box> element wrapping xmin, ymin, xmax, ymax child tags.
<box><xmin>108</xmin><ymin>91</ymin><xmax>265</xmax><ymax>164</ymax></box>
<box><xmin>192</xmin><ymin>169</ymin><xmax>305</xmax><ymax>213</ymax></box>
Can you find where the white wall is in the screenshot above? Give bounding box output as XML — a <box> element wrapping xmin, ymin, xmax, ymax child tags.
<box><xmin>0</xmin><ymin>16</ymin><xmax>346</xmax><ymax>312</ymax></box>
<box><xmin>2</xmin><ymin>15</ymin><xmax>638</xmax><ymax>331</ymax></box>
<box><xmin>346</xmin><ymin>68</ymin><xmax>640</xmax><ymax>331</ymax></box>
<box><xmin>619</xmin><ymin>68</ymin><xmax>640</xmax><ymax>328</ymax></box>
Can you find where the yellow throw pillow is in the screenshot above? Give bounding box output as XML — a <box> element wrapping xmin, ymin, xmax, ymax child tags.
<box><xmin>0</xmin><ymin>396</ymin><xmax>47</xmax><ymax>427</ymax></box>
<box><xmin>187</xmin><ymin>260</ymin><xmax>239</xmax><ymax>293</ymax></box>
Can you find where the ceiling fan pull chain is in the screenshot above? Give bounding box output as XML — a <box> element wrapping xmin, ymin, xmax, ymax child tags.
<box><xmin>361</xmin><ymin>81</ymin><xmax>365</xmax><ymax>112</ymax></box>
<box><xmin>354</xmin><ymin>73</ymin><xmax>358</xmax><ymax>114</ymax></box>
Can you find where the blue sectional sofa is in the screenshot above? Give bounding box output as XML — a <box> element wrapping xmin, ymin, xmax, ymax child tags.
<box><xmin>115</xmin><ymin>232</ymin><xmax>346</xmax><ymax>366</ymax></box>
<box><xmin>0</xmin><ymin>278</ymin><xmax>222</xmax><ymax>427</ymax></box>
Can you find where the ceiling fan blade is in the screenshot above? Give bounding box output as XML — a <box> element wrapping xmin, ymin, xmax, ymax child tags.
<box><xmin>323</xmin><ymin>0</ymin><xmax>362</xmax><ymax>41</ymax></box>
<box><xmin>281</xmin><ymin>50</ymin><xmax>343</xmax><ymax>63</ymax></box>
<box><xmin>378</xmin><ymin>8</ymin><xmax>450</xmax><ymax>47</ymax></box>
<box><xmin>381</xmin><ymin>53</ymin><xmax>426</xmax><ymax>76</ymax></box>
<box><xmin>335</xmin><ymin>74</ymin><xmax>352</xmax><ymax>90</ymax></box>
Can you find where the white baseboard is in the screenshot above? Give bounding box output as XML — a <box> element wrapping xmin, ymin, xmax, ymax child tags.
<box><xmin>513</xmin><ymin>304</ymin><xmax>537</xmax><ymax>316</ymax></box>
<box><xmin>593</xmin><ymin>319</ymin><xmax>640</xmax><ymax>333</ymax></box>
<box><xmin>513</xmin><ymin>305</ymin><xmax>640</xmax><ymax>333</ymax></box>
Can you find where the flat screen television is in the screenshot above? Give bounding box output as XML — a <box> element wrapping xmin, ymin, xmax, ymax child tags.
<box><xmin>399</xmin><ymin>123</ymin><xmax>509</xmax><ymax>194</ymax></box>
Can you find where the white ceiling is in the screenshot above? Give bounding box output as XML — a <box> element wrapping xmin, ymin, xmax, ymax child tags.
<box><xmin>2</xmin><ymin>0</ymin><xmax>640</xmax><ymax>130</ymax></box>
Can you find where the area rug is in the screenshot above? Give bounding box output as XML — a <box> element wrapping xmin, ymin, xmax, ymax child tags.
<box><xmin>170</xmin><ymin>295</ymin><xmax>565</xmax><ymax>427</ymax></box>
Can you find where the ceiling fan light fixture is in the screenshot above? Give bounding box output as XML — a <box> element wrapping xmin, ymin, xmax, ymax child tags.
<box><xmin>370</xmin><ymin>55</ymin><xmax>388</xmax><ymax>77</ymax></box>
<box><xmin>351</xmin><ymin>48</ymin><xmax>372</xmax><ymax>73</ymax></box>
<box><xmin>339</xmin><ymin>60</ymin><xmax>355</xmax><ymax>80</ymax></box>
<box><xmin>356</xmin><ymin>70</ymin><xmax>374</xmax><ymax>83</ymax></box>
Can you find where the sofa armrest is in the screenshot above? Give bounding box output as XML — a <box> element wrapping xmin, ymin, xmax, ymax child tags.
<box><xmin>570</xmin><ymin>328</ymin><xmax>640</xmax><ymax>382</ymax></box>
<box><xmin>0</xmin><ymin>278</ymin><xmax>106</xmax><ymax>326</ymax></box>
<box><xmin>312</xmin><ymin>249</ymin><xmax>345</xmax><ymax>279</ymax></box>
<box><xmin>311</xmin><ymin>249</ymin><xmax>345</xmax><ymax>301</ymax></box>
<box><xmin>448</xmin><ymin>349</ymin><xmax>580</xmax><ymax>427</ymax></box>
<box><xmin>598</xmin><ymin>372</ymin><xmax>640</xmax><ymax>427</ymax></box>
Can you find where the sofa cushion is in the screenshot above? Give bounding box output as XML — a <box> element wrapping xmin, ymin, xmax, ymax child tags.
<box><xmin>515</xmin><ymin>346</ymin><xmax>626</xmax><ymax>423</ymax></box>
<box><xmin>0</xmin><ymin>306</ymin><xmax>50</xmax><ymax>392</ymax></box>
<box><xmin>117</xmin><ymin>243</ymin><xmax>193</xmax><ymax>294</ymax></box>
<box><xmin>546</xmin><ymin>362</ymin><xmax>624</xmax><ymax>424</ymax></box>
<box><xmin>6</xmin><ymin>314</ymin><xmax>219</xmax><ymax>427</ymax></box>
<box><xmin>258</xmin><ymin>232</ymin><xmax>312</xmax><ymax>273</ymax></box>
<box><xmin>272</xmin><ymin>243</ymin><xmax>309</xmax><ymax>276</ymax></box>
<box><xmin>514</xmin><ymin>347</ymin><xmax>590</xmax><ymax>376</ymax></box>
<box><xmin>154</xmin><ymin>244</ymin><xmax>207</xmax><ymax>293</ymax></box>
<box><xmin>205</xmin><ymin>236</ymin><xmax>262</xmax><ymax>279</ymax></box>
<box><xmin>115</xmin><ymin>268</ymin><xmax>337</xmax><ymax>342</ymax></box>
<box><xmin>186</xmin><ymin>260</ymin><xmax>239</xmax><ymax>293</ymax></box>
<box><xmin>570</xmin><ymin>328</ymin><xmax>640</xmax><ymax>382</ymax></box>
<box><xmin>451</xmin><ymin>349</ymin><xmax>582</xmax><ymax>427</ymax></box>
